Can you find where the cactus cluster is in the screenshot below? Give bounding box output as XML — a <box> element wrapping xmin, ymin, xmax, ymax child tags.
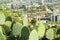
<box><xmin>0</xmin><ymin>13</ymin><xmax>60</xmax><ymax>40</ymax></box>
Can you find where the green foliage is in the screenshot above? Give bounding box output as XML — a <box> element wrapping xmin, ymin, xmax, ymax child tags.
<box><xmin>0</xmin><ymin>13</ymin><xmax>5</xmax><ymax>25</ymax></box>
<box><xmin>6</xmin><ymin>35</ymin><xmax>16</xmax><ymax>40</ymax></box>
<box><xmin>0</xmin><ymin>26</ymin><xmax>3</xmax><ymax>33</ymax></box>
<box><xmin>12</xmin><ymin>22</ymin><xmax>23</xmax><ymax>37</ymax></box>
<box><xmin>57</xmin><ymin>29</ymin><xmax>60</xmax><ymax>34</ymax></box>
<box><xmin>5</xmin><ymin>21</ymin><xmax>12</xmax><ymax>28</ymax></box>
<box><xmin>6</xmin><ymin>16</ymin><xmax>12</xmax><ymax>22</ymax></box>
<box><xmin>0</xmin><ymin>26</ymin><xmax>5</xmax><ymax>40</ymax></box>
<box><xmin>23</xmin><ymin>15</ymin><xmax>28</xmax><ymax>26</ymax></box>
<box><xmin>21</xmin><ymin>27</ymin><xmax>29</xmax><ymax>40</ymax></box>
<box><xmin>0</xmin><ymin>9</ymin><xmax>60</xmax><ymax>40</ymax></box>
<box><xmin>0</xmin><ymin>31</ymin><xmax>4</xmax><ymax>40</ymax></box>
<box><xmin>38</xmin><ymin>21</ymin><xmax>45</xmax><ymax>38</ymax></box>
<box><xmin>57</xmin><ymin>29</ymin><xmax>60</xmax><ymax>38</ymax></box>
<box><xmin>46</xmin><ymin>28</ymin><xmax>55</xmax><ymax>40</ymax></box>
<box><xmin>36</xmin><ymin>19</ymin><xmax>39</xmax><ymax>26</ymax></box>
<box><xmin>3</xmin><ymin>25</ymin><xmax>11</xmax><ymax>35</ymax></box>
<box><xmin>30</xmin><ymin>18</ymin><xmax>36</xmax><ymax>26</ymax></box>
<box><xmin>0</xmin><ymin>9</ymin><xmax>12</xmax><ymax>18</ymax></box>
<box><xmin>29</xmin><ymin>30</ymin><xmax>39</xmax><ymax>40</ymax></box>
<box><xmin>44</xmin><ymin>23</ymin><xmax>49</xmax><ymax>30</ymax></box>
<box><xmin>3</xmin><ymin>21</ymin><xmax>12</xmax><ymax>34</ymax></box>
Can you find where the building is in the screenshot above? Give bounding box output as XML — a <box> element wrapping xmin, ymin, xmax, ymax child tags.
<box><xmin>57</xmin><ymin>15</ymin><xmax>60</xmax><ymax>22</ymax></box>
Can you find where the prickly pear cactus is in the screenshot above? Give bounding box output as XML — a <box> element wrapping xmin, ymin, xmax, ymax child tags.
<box><xmin>37</xmin><ymin>21</ymin><xmax>45</xmax><ymax>38</ymax></box>
<box><xmin>0</xmin><ymin>26</ymin><xmax>4</xmax><ymax>40</ymax></box>
<box><xmin>46</xmin><ymin>28</ymin><xmax>55</xmax><ymax>40</ymax></box>
<box><xmin>0</xmin><ymin>13</ymin><xmax>5</xmax><ymax>25</ymax></box>
<box><xmin>23</xmin><ymin>15</ymin><xmax>28</xmax><ymax>26</ymax></box>
<box><xmin>6</xmin><ymin>16</ymin><xmax>12</xmax><ymax>22</ymax></box>
<box><xmin>0</xmin><ymin>33</ymin><xmax>4</xmax><ymax>40</ymax></box>
<box><xmin>5</xmin><ymin>21</ymin><xmax>12</xmax><ymax>28</ymax></box>
<box><xmin>29</xmin><ymin>30</ymin><xmax>39</xmax><ymax>40</ymax></box>
<box><xmin>2</xmin><ymin>21</ymin><xmax>12</xmax><ymax>34</ymax></box>
<box><xmin>0</xmin><ymin>26</ymin><xmax>3</xmax><ymax>33</ymax></box>
<box><xmin>21</xmin><ymin>27</ymin><xmax>29</xmax><ymax>40</ymax></box>
<box><xmin>3</xmin><ymin>25</ymin><xmax>11</xmax><ymax>34</ymax></box>
<box><xmin>44</xmin><ymin>23</ymin><xmax>49</xmax><ymax>30</ymax></box>
<box><xmin>12</xmin><ymin>22</ymin><xmax>23</xmax><ymax>37</ymax></box>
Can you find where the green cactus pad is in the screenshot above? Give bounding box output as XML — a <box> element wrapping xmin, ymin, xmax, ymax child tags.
<box><xmin>6</xmin><ymin>16</ymin><xmax>12</xmax><ymax>22</ymax></box>
<box><xmin>12</xmin><ymin>22</ymin><xmax>23</xmax><ymax>37</ymax></box>
<box><xmin>3</xmin><ymin>25</ymin><xmax>11</xmax><ymax>34</ymax></box>
<box><xmin>46</xmin><ymin>28</ymin><xmax>55</xmax><ymax>40</ymax></box>
<box><xmin>5</xmin><ymin>21</ymin><xmax>12</xmax><ymax>28</ymax></box>
<box><xmin>0</xmin><ymin>13</ymin><xmax>5</xmax><ymax>25</ymax></box>
<box><xmin>3</xmin><ymin>21</ymin><xmax>12</xmax><ymax>34</ymax></box>
<box><xmin>21</xmin><ymin>27</ymin><xmax>29</xmax><ymax>40</ymax></box>
<box><xmin>29</xmin><ymin>30</ymin><xmax>39</xmax><ymax>40</ymax></box>
<box><xmin>23</xmin><ymin>15</ymin><xmax>28</xmax><ymax>26</ymax></box>
<box><xmin>0</xmin><ymin>33</ymin><xmax>4</xmax><ymax>40</ymax></box>
<box><xmin>0</xmin><ymin>26</ymin><xmax>4</xmax><ymax>40</ymax></box>
<box><xmin>0</xmin><ymin>26</ymin><xmax>3</xmax><ymax>33</ymax></box>
<box><xmin>44</xmin><ymin>23</ymin><xmax>49</xmax><ymax>30</ymax></box>
<box><xmin>38</xmin><ymin>21</ymin><xmax>45</xmax><ymax>38</ymax></box>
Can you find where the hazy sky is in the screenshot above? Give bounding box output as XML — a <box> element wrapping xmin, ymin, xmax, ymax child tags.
<box><xmin>0</xmin><ymin>0</ymin><xmax>60</xmax><ymax>3</ymax></box>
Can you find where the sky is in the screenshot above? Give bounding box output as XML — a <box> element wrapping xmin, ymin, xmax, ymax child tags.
<box><xmin>0</xmin><ymin>0</ymin><xmax>60</xmax><ymax>2</ymax></box>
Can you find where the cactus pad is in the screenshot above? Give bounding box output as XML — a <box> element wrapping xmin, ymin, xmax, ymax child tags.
<box><xmin>38</xmin><ymin>21</ymin><xmax>45</xmax><ymax>38</ymax></box>
<box><xmin>12</xmin><ymin>22</ymin><xmax>23</xmax><ymax>37</ymax></box>
<box><xmin>23</xmin><ymin>15</ymin><xmax>28</xmax><ymax>26</ymax></box>
<box><xmin>46</xmin><ymin>28</ymin><xmax>55</xmax><ymax>40</ymax></box>
<box><xmin>29</xmin><ymin>30</ymin><xmax>39</xmax><ymax>40</ymax></box>
<box><xmin>0</xmin><ymin>26</ymin><xmax>4</xmax><ymax>40</ymax></box>
<box><xmin>0</xmin><ymin>13</ymin><xmax>5</xmax><ymax>25</ymax></box>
